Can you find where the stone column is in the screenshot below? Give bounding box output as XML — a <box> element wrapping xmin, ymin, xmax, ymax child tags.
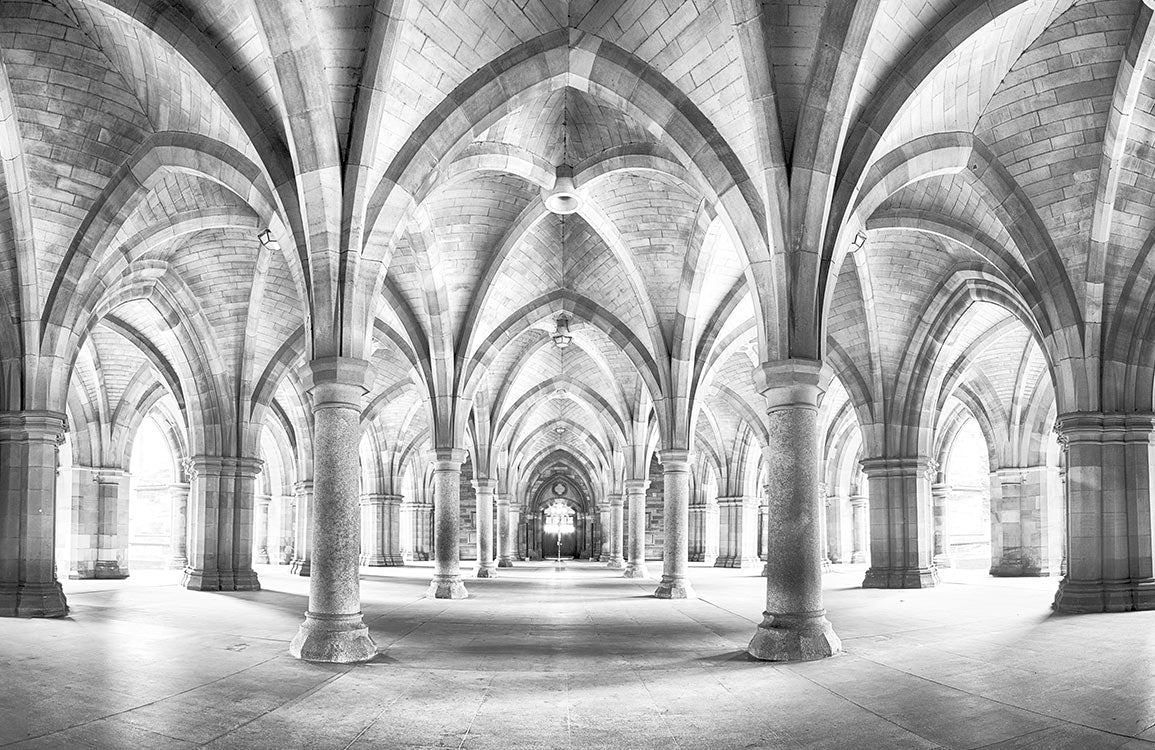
<box><xmin>167</xmin><ymin>481</ymin><xmax>190</xmax><ymax>569</ymax></box>
<box><xmin>277</xmin><ymin>493</ymin><xmax>295</xmax><ymax>564</ymax></box>
<box><xmin>623</xmin><ymin>479</ymin><xmax>650</xmax><ymax>578</ymax></box>
<box><xmin>849</xmin><ymin>493</ymin><xmax>868</xmax><ymax>563</ymax></box>
<box><xmin>715</xmin><ymin>496</ymin><xmax>760</xmax><ymax>568</ymax></box>
<box><xmin>496</xmin><ymin>494</ymin><xmax>514</xmax><ymax>567</ymax></box>
<box><xmin>227</xmin><ymin>457</ymin><xmax>263</xmax><ymax>591</ymax></box>
<box><xmin>383</xmin><ymin>494</ymin><xmax>403</xmax><ymax>565</ymax></box>
<box><xmin>290</xmin><ymin>358</ymin><xmax>376</xmax><ymax>663</ymax></box>
<box><xmin>931</xmin><ymin>481</ymin><xmax>953</xmax><ymax>569</ymax></box>
<box><xmin>860</xmin><ymin>457</ymin><xmax>938</xmax><ymax>589</ymax></box>
<box><xmin>255</xmin><ymin>494</ymin><xmax>272</xmax><ymax>564</ymax></box>
<box><xmin>359</xmin><ymin>493</ymin><xmax>387</xmax><ymax>566</ymax></box>
<box><xmin>290</xmin><ymin>480</ymin><xmax>313</xmax><ymax>576</ymax></box>
<box><xmin>748</xmin><ymin>360</ymin><xmax>840</xmax><ymax>661</ymax></box>
<box><xmin>597</xmin><ymin>506</ymin><xmax>610</xmax><ymax>561</ymax></box>
<box><xmin>428</xmin><ymin>449</ymin><xmax>468</xmax><ymax>598</ymax></box>
<box><xmin>474</xmin><ymin>478</ymin><xmax>497</xmax><ymax>578</ymax></box>
<box><xmin>655</xmin><ymin>450</ymin><xmax>695</xmax><ymax>599</ymax></box>
<box><xmin>0</xmin><ymin>412</ymin><xmax>69</xmax><ymax>617</ymax></box>
<box><xmin>182</xmin><ymin>456</ymin><xmax>222</xmax><ymax>590</ymax></box>
<box><xmin>990</xmin><ymin>466</ymin><xmax>1060</xmax><ymax>576</ymax></box>
<box><xmin>1053</xmin><ymin>414</ymin><xmax>1155</xmax><ymax>613</ymax></box>
<box><xmin>607</xmin><ymin>493</ymin><xmax>625</xmax><ymax>569</ymax></box>
<box><xmin>825</xmin><ymin>493</ymin><xmax>845</xmax><ymax>563</ymax></box>
<box><xmin>94</xmin><ymin>469</ymin><xmax>130</xmax><ymax>579</ymax></box>
<box><xmin>688</xmin><ymin>498</ymin><xmax>706</xmax><ymax>562</ymax></box>
<box><xmin>409</xmin><ymin>497</ymin><xmax>433</xmax><ymax>561</ymax></box>
<box><xmin>67</xmin><ymin>467</ymin><xmax>99</xmax><ymax>579</ymax></box>
<box><xmin>509</xmin><ymin>507</ymin><xmax>521</xmax><ymax>560</ymax></box>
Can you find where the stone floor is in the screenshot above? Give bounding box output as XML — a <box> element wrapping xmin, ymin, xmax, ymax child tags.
<box><xmin>1</xmin><ymin>561</ymin><xmax>1153</xmax><ymax>749</ymax></box>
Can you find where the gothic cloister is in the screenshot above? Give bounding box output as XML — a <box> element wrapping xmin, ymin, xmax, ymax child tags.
<box><xmin>2</xmin><ymin>0</ymin><xmax>1155</xmax><ymax>747</ymax></box>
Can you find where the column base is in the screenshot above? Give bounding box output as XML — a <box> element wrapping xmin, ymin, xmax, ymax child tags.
<box><xmin>385</xmin><ymin>554</ymin><xmax>405</xmax><ymax>566</ymax></box>
<box><xmin>850</xmin><ymin>552</ymin><xmax>866</xmax><ymax>564</ymax></box>
<box><xmin>476</xmin><ymin>565</ymin><xmax>498</xmax><ymax>579</ymax></box>
<box><xmin>862</xmin><ymin>566</ymin><xmax>939</xmax><ymax>589</ymax></box>
<box><xmin>820</xmin><ymin>559</ymin><xmax>832</xmax><ymax>573</ymax></box>
<box><xmin>166</xmin><ymin>556</ymin><xmax>188</xmax><ymax>570</ymax></box>
<box><xmin>290</xmin><ymin>558</ymin><xmax>311</xmax><ymax>576</ymax></box>
<box><xmin>181</xmin><ymin>567</ymin><xmax>220</xmax><ymax>591</ymax></box>
<box><xmin>715</xmin><ymin>556</ymin><xmax>761</xmax><ymax>569</ymax></box>
<box><xmin>623</xmin><ymin>562</ymin><xmax>649</xmax><ymax>578</ymax></box>
<box><xmin>747</xmin><ymin>611</ymin><xmax>841</xmax><ymax>662</ymax></box>
<box><xmin>427</xmin><ymin>575</ymin><xmax>468</xmax><ymax>599</ymax></box>
<box><xmin>93</xmin><ymin>561</ymin><xmax>129</xmax><ymax>579</ymax></box>
<box><xmin>0</xmin><ymin>581</ymin><xmax>69</xmax><ymax>618</ymax></box>
<box><xmin>230</xmin><ymin>570</ymin><xmax>261</xmax><ymax>591</ymax></box>
<box><xmin>933</xmin><ymin>553</ymin><xmax>954</xmax><ymax>569</ymax></box>
<box><xmin>497</xmin><ymin>557</ymin><xmax>514</xmax><ymax>568</ymax></box>
<box><xmin>653</xmin><ymin>575</ymin><xmax>695</xmax><ymax>599</ymax></box>
<box><xmin>256</xmin><ymin>549</ymin><xmax>270</xmax><ymax>565</ymax></box>
<box><xmin>359</xmin><ymin>554</ymin><xmax>388</xmax><ymax>567</ymax></box>
<box><xmin>606</xmin><ymin>556</ymin><xmax>625</xmax><ymax>570</ymax></box>
<box><xmin>289</xmin><ymin>611</ymin><xmax>377</xmax><ymax>663</ymax></box>
<box><xmin>1052</xmin><ymin>578</ymin><xmax>1155</xmax><ymax>613</ymax></box>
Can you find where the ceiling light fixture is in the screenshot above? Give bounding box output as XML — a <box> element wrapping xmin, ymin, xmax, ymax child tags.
<box><xmin>258</xmin><ymin>228</ymin><xmax>280</xmax><ymax>251</ymax></box>
<box><xmin>543</xmin><ymin>89</ymin><xmax>582</xmax><ymax>215</ymax></box>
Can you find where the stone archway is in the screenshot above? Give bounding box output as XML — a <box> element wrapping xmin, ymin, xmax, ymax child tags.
<box><xmin>528</xmin><ymin>476</ymin><xmax>589</xmax><ymax>561</ymax></box>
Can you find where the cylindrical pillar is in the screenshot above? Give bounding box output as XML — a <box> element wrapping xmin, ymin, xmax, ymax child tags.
<box><xmin>428</xmin><ymin>449</ymin><xmax>468</xmax><ymax>598</ymax></box>
<box><xmin>623</xmin><ymin>479</ymin><xmax>650</xmax><ymax>578</ymax></box>
<box><xmin>496</xmin><ymin>494</ymin><xmax>514</xmax><ymax>567</ymax></box>
<box><xmin>255</xmin><ymin>494</ymin><xmax>272</xmax><ymax>564</ymax></box>
<box><xmin>290</xmin><ymin>480</ymin><xmax>313</xmax><ymax>576</ymax></box>
<box><xmin>0</xmin><ymin>412</ymin><xmax>69</xmax><ymax>617</ymax></box>
<box><xmin>474</xmin><ymin>478</ymin><xmax>497</xmax><ymax>578</ymax></box>
<box><xmin>655</xmin><ymin>451</ymin><xmax>695</xmax><ymax>598</ymax></box>
<box><xmin>289</xmin><ymin>358</ymin><xmax>375</xmax><ymax>663</ymax></box>
<box><xmin>849</xmin><ymin>494</ymin><xmax>868</xmax><ymax>564</ymax></box>
<box><xmin>167</xmin><ymin>481</ymin><xmax>190</xmax><ymax>569</ymax></box>
<box><xmin>359</xmin><ymin>493</ymin><xmax>387</xmax><ymax>566</ymax></box>
<box><xmin>383</xmin><ymin>494</ymin><xmax>403</xmax><ymax>565</ymax></box>
<box><xmin>748</xmin><ymin>360</ymin><xmax>840</xmax><ymax>661</ymax></box>
<box><xmin>607</xmin><ymin>493</ymin><xmax>625</xmax><ymax>569</ymax></box>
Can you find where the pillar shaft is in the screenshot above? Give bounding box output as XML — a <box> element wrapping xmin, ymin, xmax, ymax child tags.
<box><xmin>276</xmin><ymin>493</ymin><xmax>295</xmax><ymax>564</ymax></box>
<box><xmin>989</xmin><ymin>466</ymin><xmax>1061</xmax><ymax>577</ymax></box>
<box><xmin>655</xmin><ymin>451</ymin><xmax>695</xmax><ymax>598</ymax></box>
<box><xmin>931</xmin><ymin>482</ymin><xmax>952</xmax><ymax>568</ymax></box>
<box><xmin>428</xmin><ymin>450</ymin><xmax>468</xmax><ymax>598</ymax></box>
<box><xmin>623</xmin><ymin>479</ymin><xmax>650</xmax><ymax>578</ymax></box>
<box><xmin>607</xmin><ymin>494</ymin><xmax>625</xmax><ymax>569</ymax></box>
<box><xmin>496</xmin><ymin>495</ymin><xmax>514</xmax><ymax>567</ymax></box>
<box><xmin>748</xmin><ymin>360</ymin><xmax>839</xmax><ymax>661</ymax></box>
<box><xmin>290</xmin><ymin>480</ymin><xmax>313</xmax><ymax>575</ymax></box>
<box><xmin>290</xmin><ymin>358</ymin><xmax>376</xmax><ymax>663</ymax></box>
<box><xmin>359</xmin><ymin>494</ymin><xmax>388</xmax><ymax>566</ymax></box>
<box><xmin>167</xmin><ymin>481</ymin><xmax>190</xmax><ymax>569</ymax></box>
<box><xmin>474</xmin><ymin>479</ymin><xmax>497</xmax><ymax>578</ymax></box>
<box><xmin>0</xmin><ymin>412</ymin><xmax>69</xmax><ymax>617</ymax></box>
<box><xmin>849</xmin><ymin>495</ymin><xmax>868</xmax><ymax>564</ymax></box>
<box><xmin>182</xmin><ymin>456</ymin><xmax>262</xmax><ymax>591</ymax></box>
<box><xmin>861</xmin><ymin>457</ymin><xmax>939</xmax><ymax>588</ymax></box>
<box><xmin>1053</xmin><ymin>413</ymin><xmax>1155</xmax><ymax>613</ymax></box>
<box><xmin>715</xmin><ymin>496</ymin><xmax>760</xmax><ymax>568</ymax></box>
<box><xmin>825</xmin><ymin>494</ymin><xmax>845</xmax><ymax>563</ymax></box>
<box><xmin>255</xmin><ymin>495</ymin><xmax>272</xmax><ymax>564</ymax></box>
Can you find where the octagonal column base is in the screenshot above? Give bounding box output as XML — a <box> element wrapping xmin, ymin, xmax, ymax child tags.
<box><xmin>654</xmin><ymin>575</ymin><xmax>696</xmax><ymax>599</ymax></box>
<box><xmin>606</xmin><ymin>556</ymin><xmax>625</xmax><ymax>570</ymax></box>
<box><xmin>427</xmin><ymin>574</ymin><xmax>468</xmax><ymax>599</ymax></box>
<box><xmin>862</xmin><ymin>566</ymin><xmax>939</xmax><ymax>589</ymax></box>
<box><xmin>497</xmin><ymin>557</ymin><xmax>514</xmax><ymax>568</ymax></box>
<box><xmin>0</xmin><ymin>582</ymin><xmax>69</xmax><ymax>618</ymax></box>
<box><xmin>623</xmin><ymin>562</ymin><xmax>649</xmax><ymax>578</ymax></box>
<box><xmin>289</xmin><ymin>612</ymin><xmax>376</xmax><ymax>663</ymax></box>
<box><xmin>476</xmin><ymin>566</ymin><xmax>498</xmax><ymax>579</ymax></box>
<box><xmin>747</xmin><ymin>611</ymin><xmax>841</xmax><ymax>662</ymax></box>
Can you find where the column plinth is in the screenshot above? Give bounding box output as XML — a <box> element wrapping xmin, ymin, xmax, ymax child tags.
<box><xmin>289</xmin><ymin>358</ymin><xmax>376</xmax><ymax>663</ymax></box>
<box><xmin>623</xmin><ymin>479</ymin><xmax>650</xmax><ymax>578</ymax></box>
<box><xmin>428</xmin><ymin>449</ymin><xmax>468</xmax><ymax>598</ymax></box>
<box><xmin>748</xmin><ymin>360</ymin><xmax>840</xmax><ymax>661</ymax></box>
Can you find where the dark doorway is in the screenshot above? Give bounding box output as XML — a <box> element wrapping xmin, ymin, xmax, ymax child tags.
<box><xmin>542</xmin><ymin>528</ymin><xmax>578</xmax><ymax>559</ymax></box>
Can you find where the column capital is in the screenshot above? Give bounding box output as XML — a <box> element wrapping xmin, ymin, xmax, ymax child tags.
<box><xmin>302</xmin><ymin>357</ymin><xmax>373</xmax><ymax>410</ymax></box>
<box><xmin>222</xmin><ymin>456</ymin><xmax>264</xmax><ymax>478</ymax></box>
<box><xmin>472</xmin><ymin>478</ymin><xmax>497</xmax><ymax>494</ymax></box>
<box><xmin>429</xmin><ymin>448</ymin><xmax>467</xmax><ymax>470</ymax></box>
<box><xmin>359</xmin><ymin>493</ymin><xmax>387</xmax><ymax>505</ymax></box>
<box><xmin>293</xmin><ymin>480</ymin><xmax>314</xmax><ymax>496</ymax></box>
<box><xmin>607</xmin><ymin>493</ymin><xmax>624</xmax><ymax>507</ymax></box>
<box><xmin>623</xmin><ymin>478</ymin><xmax>650</xmax><ymax>493</ymax></box>
<box><xmin>848</xmin><ymin>494</ymin><xmax>868</xmax><ymax>508</ymax></box>
<box><xmin>1055</xmin><ymin>412</ymin><xmax>1155</xmax><ymax>444</ymax></box>
<box><xmin>859</xmin><ymin>456</ymin><xmax>932</xmax><ymax>478</ymax></box>
<box><xmin>256</xmin><ymin>494</ymin><xmax>273</xmax><ymax>507</ymax></box>
<box><xmin>753</xmin><ymin>359</ymin><xmax>823</xmax><ymax>412</ymax></box>
<box><xmin>658</xmin><ymin>449</ymin><xmax>691</xmax><ymax>470</ymax></box>
<box><xmin>0</xmin><ymin>411</ymin><xmax>67</xmax><ymax>443</ymax></box>
<box><xmin>716</xmin><ymin>495</ymin><xmax>758</xmax><ymax>507</ymax></box>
